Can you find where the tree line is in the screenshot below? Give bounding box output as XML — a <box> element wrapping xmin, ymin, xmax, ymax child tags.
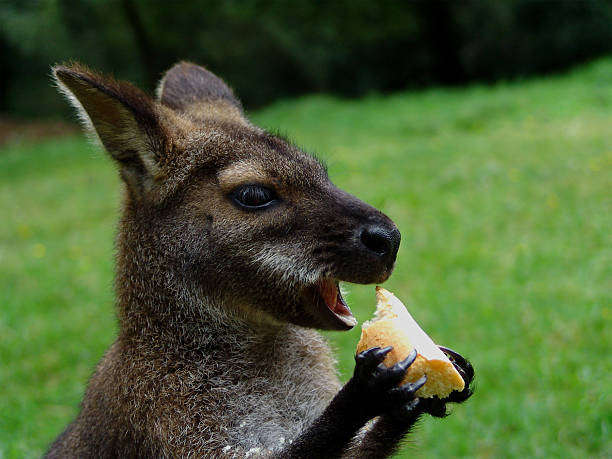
<box><xmin>2</xmin><ymin>0</ymin><xmax>612</xmax><ymax>118</ymax></box>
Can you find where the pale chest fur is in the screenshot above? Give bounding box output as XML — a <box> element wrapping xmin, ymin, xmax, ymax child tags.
<box><xmin>206</xmin><ymin>325</ymin><xmax>342</xmax><ymax>454</ymax></box>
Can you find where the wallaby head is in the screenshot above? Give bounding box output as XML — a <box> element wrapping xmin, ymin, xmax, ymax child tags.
<box><xmin>52</xmin><ymin>62</ymin><xmax>400</xmax><ymax>338</ymax></box>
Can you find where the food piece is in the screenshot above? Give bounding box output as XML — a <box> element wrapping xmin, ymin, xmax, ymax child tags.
<box><xmin>356</xmin><ymin>287</ymin><xmax>465</xmax><ymax>398</ymax></box>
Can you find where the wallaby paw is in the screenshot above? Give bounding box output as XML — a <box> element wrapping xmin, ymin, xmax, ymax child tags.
<box><xmin>440</xmin><ymin>346</ymin><xmax>474</xmax><ymax>388</ymax></box>
<box><xmin>417</xmin><ymin>346</ymin><xmax>475</xmax><ymax>418</ymax></box>
<box><xmin>440</xmin><ymin>345</ymin><xmax>474</xmax><ymax>403</ymax></box>
<box><xmin>352</xmin><ymin>346</ymin><xmax>424</xmax><ymax>420</ymax></box>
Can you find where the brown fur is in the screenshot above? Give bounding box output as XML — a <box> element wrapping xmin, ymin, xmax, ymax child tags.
<box><xmin>47</xmin><ymin>62</ymin><xmax>404</xmax><ymax>458</ymax></box>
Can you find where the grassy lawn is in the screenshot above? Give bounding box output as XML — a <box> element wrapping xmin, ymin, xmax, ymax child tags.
<box><xmin>2</xmin><ymin>59</ymin><xmax>612</xmax><ymax>458</ymax></box>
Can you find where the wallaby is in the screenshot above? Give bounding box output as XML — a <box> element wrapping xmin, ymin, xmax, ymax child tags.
<box><xmin>47</xmin><ymin>62</ymin><xmax>473</xmax><ymax>458</ymax></box>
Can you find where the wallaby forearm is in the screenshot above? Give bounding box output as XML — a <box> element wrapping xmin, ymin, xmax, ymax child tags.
<box><xmin>275</xmin><ymin>381</ymin><xmax>369</xmax><ymax>459</ymax></box>
<box><xmin>277</xmin><ymin>404</ymin><xmax>421</xmax><ymax>459</ymax></box>
<box><xmin>340</xmin><ymin>414</ymin><xmax>420</xmax><ymax>459</ymax></box>
<box><xmin>276</xmin><ymin>349</ymin><xmax>426</xmax><ymax>459</ymax></box>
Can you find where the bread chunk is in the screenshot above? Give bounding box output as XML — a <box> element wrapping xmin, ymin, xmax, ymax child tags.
<box><xmin>356</xmin><ymin>287</ymin><xmax>465</xmax><ymax>398</ymax></box>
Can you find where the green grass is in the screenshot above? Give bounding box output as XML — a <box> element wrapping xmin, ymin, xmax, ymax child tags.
<box><xmin>2</xmin><ymin>58</ymin><xmax>612</xmax><ymax>458</ymax></box>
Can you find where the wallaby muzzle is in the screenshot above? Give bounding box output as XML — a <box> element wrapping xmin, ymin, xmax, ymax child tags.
<box><xmin>298</xmin><ymin>185</ymin><xmax>401</xmax><ymax>330</ymax></box>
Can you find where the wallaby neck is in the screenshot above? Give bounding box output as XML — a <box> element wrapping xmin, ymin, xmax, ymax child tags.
<box><xmin>114</xmin><ymin>227</ymin><xmax>288</xmax><ymax>354</ymax></box>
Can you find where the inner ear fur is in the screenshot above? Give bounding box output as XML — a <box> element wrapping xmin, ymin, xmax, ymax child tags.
<box><xmin>53</xmin><ymin>63</ymin><xmax>166</xmax><ymax>186</ymax></box>
<box><xmin>157</xmin><ymin>61</ymin><xmax>244</xmax><ymax>120</ymax></box>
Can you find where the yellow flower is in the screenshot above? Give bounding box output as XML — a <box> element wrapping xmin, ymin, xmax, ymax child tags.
<box><xmin>32</xmin><ymin>243</ymin><xmax>46</xmax><ymax>258</ymax></box>
<box><xmin>546</xmin><ymin>195</ymin><xmax>560</xmax><ymax>209</ymax></box>
<box><xmin>588</xmin><ymin>158</ymin><xmax>601</xmax><ymax>172</ymax></box>
<box><xmin>508</xmin><ymin>168</ymin><xmax>520</xmax><ymax>182</ymax></box>
<box><xmin>17</xmin><ymin>224</ymin><xmax>32</xmax><ymax>239</ymax></box>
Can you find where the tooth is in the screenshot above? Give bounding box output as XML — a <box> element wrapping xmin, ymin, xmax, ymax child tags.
<box><xmin>339</xmin><ymin>315</ymin><xmax>357</xmax><ymax>327</ymax></box>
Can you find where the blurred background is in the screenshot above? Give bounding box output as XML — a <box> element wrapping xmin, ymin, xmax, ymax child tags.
<box><xmin>1</xmin><ymin>1</ymin><xmax>611</xmax><ymax>458</ymax></box>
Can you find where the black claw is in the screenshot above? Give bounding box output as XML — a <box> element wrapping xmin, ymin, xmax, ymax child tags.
<box><xmin>396</xmin><ymin>348</ymin><xmax>418</xmax><ymax>372</ymax></box>
<box><xmin>438</xmin><ymin>345</ymin><xmax>463</xmax><ymax>365</ymax></box>
<box><xmin>355</xmin><ymin>346</ymin><xmax>377</xmax><ymax>361</ymax></box>
<box><xmin>452</xmin><ymin>362</ymin><xmax>468</xmax><ymax>384</ymax></box>
<box><xmin>355</xmin><ymin>346</ymin><xmax>393</xmax><ymax>376</ymax></box>
<box><xmin>412</xmin><ymin>374</ymin><xmax>427</xmax><ymax>391</ymax></box>
<box><xmin>376</xmin><ymin>349</ymin><xmax>420</xmax><ymax>387</ymax></box>
<box><xmin>356</xmin><ymin>346</ymin><xmax>392</xmax><ymax>365</ymax></box>
<box><xmin>388</xmin><ymin>374</ymin><xmax>427</xmax><ymax>403</ymax></box>
<box><xmin>439</xmin><ymin>345</ymin><xmax>474</xmax><ymax>383</ymax></box>
<box><xmin>389</xmin><ymin>376</ymin><xmax>427</xmax><ymax>409</ymax></box>
<box><xmin>463</xmin><ymin>360</ymin><xmax>475</xmax><ymax>382</ymax></box>
<box><xmin>373</xmin><ymin>346</ymin><xmax>394</xmax><ymax>360</ymax></box>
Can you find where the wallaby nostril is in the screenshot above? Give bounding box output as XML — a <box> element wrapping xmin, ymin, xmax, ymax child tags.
<box><xmin>360</xmin><ymin>226</ymin><xmax>395</xmax><ymax>256</ymax></box>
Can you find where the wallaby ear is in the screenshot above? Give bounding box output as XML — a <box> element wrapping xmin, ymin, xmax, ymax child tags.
<box><xmin>157</xmin><ymin>61</ymin><xmax>242</xmax><ymax>115</ymax></box>
<box><xmin>52</xmin><ymin>63</ymin><xmax>166</xmax><ymax>191</ymax></box>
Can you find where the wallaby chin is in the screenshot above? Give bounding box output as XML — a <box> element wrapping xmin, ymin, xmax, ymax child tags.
<box><xmin>46</xmin><ymin>61</ymin><xmax>470</xmax><ymax>459</ymax></box>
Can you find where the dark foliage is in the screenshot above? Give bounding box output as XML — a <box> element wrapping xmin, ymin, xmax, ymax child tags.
<box><xmin>2</xmin><ymin>0</ymin><xmax>612</xmax><ymax>117</ymax></box>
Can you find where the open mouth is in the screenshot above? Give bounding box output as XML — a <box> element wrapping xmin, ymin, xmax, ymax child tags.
<box><xmin>306</xmin><ymin>279</ymin><xmax>357</xmax><ymax>329</ymax></box>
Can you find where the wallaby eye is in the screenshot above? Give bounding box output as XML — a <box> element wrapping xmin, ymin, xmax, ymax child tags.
<box><xmin>232</xmin><ymin>185</ymin><xmax>278</xmax><ymax>209</ymax></box>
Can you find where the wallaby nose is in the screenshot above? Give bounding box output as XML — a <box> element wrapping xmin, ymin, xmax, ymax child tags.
<box><xmin>360</xmin><ymin>224</ymin><xmax>401</xmax><ymax>264</ymax></box>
